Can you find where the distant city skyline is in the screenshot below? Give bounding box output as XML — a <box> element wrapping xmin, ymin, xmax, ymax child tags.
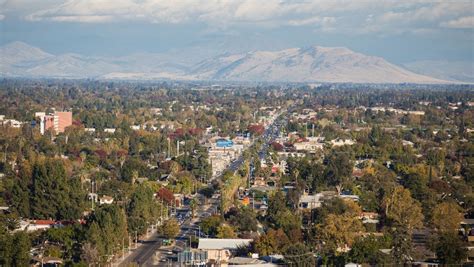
<box><xmin>0</xmin><ymin>0</ymin><xmax>473</xmax><ymax>65</ymax></box>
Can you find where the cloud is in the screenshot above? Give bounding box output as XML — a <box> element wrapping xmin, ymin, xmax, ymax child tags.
<box><xmin>14</xmin><ymin>0</ymin><xmax>474</xmax><ymax>35</ymax></box>
<box><xmin>440</xmin><ymin>16</ymin><xmax>474</xmax><ymax>29</ymax></box>
<box><xmin>0</xmin><ymin>14</ymin><xmax>4</xmax><ymax>20</ymax></box>
<box><xmin>288</xmin><ymin>16</ymin><xmax>336</xmax><ymax>27</ymax></box>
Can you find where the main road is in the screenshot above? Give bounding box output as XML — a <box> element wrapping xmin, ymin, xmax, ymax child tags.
<box><xmin>118</xmin><ymin>110</ymin><xmax>287</xmax><ymax>266</ymax></box>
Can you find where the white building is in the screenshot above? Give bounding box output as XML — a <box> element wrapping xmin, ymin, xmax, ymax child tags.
<box><xmin>99</xmin><ymin>195</ymin><xmax>114</xmax><ymax>205</ymax></box>
<box><xmin>198</xmin><ymin>238</ymin><xmax>253</xmax><ymax>266</ymax></box>
<box><xmin>330</xmin><ymin>138</ymin><xmax>355</xmax><ymax>147</ymax></box>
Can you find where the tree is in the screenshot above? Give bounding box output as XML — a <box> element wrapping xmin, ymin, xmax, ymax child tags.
<box><xmin>81</xmin><ymin>242</ymin><xmax>99</xmax><ymax>265</ymax></box>
<box><xmin>382</xmin><ymin>186</ymin><xmax>424</xmax><ymax>229</ymax></box>
<box><xmin>0</xmin><ymin>231</ymin><xmax>31</xmax><ymax>267</ymax></box>
<box><xmin>127</xmin><ymin>183</ymin><xmax>162</xmax><ymax>235</ymax></box>
<box><xmin>121</xmin><ymin>158</ymin><xmax>146</xmax><ymax>183</ymax></box>
<box><xmin>283</xmin><ymin>242</ymin><xmax>314</xmax><ymax>267</ymax></box>
<box><xmin>229</xmin><ymin>207</ymin><xmax>258</xmax><ymax>232</ymax></box>
<box><xmin>383</xmin><ymin>186</ymin><xmax>424</xmax><ymax>263</ymax></box>
<box><xmin>253</xmin><ymin>229</ymin><xmax>289</xmax><ymax>256</ymax></box>
<box><xmin>324</xmin><ymin>151</ymin><xmax>352</xmax><ymax>192</ymax></box>
<box><xmin>432</xmin><ymin>202</ymin><xmax>463</xmax><ymax>233</ymax></box>
<box><xmin>433</xmin><ymin>233</ymin><xmax>468</xmax><ymax>264</ymax></box>
<box><xmin>200</xmin><ymin>215</ymin><xmax>222</xmax><ymax>237</ymax></box>
<box><xmin>12</xmin><ymin>231</ymin><xmax>31</xmax><ymax>267</ymax></box>
<box><xmin>316</xmin><ymin>213</ymin><xmax>364</xmax><ymax>255</ymax></box>
<box><xmin>162</xmin><ymin>218</ymin><xmax>180</xmax><ymax>239</ymax></box>
<box><xmin>189</xmin><ymin>198</ymin><xmax>199</xmax><ymax>218</ymax></box>
<box><xmin>217</xmin><ymin>225</ymin><xmax>237</xmax><ymax>238</ymax></box>
<box><xmin>348</xmin><ymin>235</ymin><xmax>392</xmax><ymax>265</ymax></box>
<box><xmin>30</xmin><ymin>159</ymin><xmax>85</xmax><ymax>220</ymax></box>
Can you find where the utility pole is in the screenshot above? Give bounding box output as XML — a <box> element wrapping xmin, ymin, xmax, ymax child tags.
<box><xmin>91</xmin><ymin>181</ymin><xmax>95</xmax><ymax>210</ymax></box>
<box><xmin>177</xmin><ymin>140</ymin><xmax>180</xmax><ymax>157</ymax></box>
<box><xmin>135</xmin><ymin>231</ymin><xmax>138</xmax><ymax>249</ymax></box>
<box><xmin>252</xmin><ymin>192</ymin><xmax>255</xmax><ymax>210</ymax></box>
<box><xmin>167</xmin><ymin>137</ymin><xmax>171</xmax><ymax>158</ymax></box>
<box><xmin>160</xmin><ymin>199</ymin><xmax>163</xmax><ymax>223</ymax></box>
<box><xmin>122</xmin><ymin>237</ymin><xmax>125</xmax><ymax>260</ymax></box>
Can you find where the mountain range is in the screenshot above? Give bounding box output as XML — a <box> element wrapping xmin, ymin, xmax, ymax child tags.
<box><xmin>0</xmin><ymin>41</ymin><xmax>464</xmax><ymax>84</ymax></box>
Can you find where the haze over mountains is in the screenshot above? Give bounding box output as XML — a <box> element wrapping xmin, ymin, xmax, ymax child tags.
<box><xmin>0</xmin><ymin>41</ymin><xmax>464</xmax><ymax>84</ymax></box>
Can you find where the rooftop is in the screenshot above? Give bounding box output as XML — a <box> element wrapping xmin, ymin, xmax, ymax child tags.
<box><xmin>198</xmin><ymin>238</ymin><xmax>252</xmax><ymax>250</ymax></box>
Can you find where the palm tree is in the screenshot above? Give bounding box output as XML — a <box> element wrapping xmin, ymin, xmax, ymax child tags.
<box><xmin>190</xmin><ymin>198</ymin><xmax>200</xmax><ymax>218</ymax></box>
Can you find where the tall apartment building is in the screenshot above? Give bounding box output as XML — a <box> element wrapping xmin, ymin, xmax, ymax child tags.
<box><xmin>35</xmin><ymin>111</ymin><xmax>72</xmax><ymax>134</ymax></box>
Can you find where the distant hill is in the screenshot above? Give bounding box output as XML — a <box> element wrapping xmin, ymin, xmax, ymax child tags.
<box><xmin>0</xmin><ymin>41</ymin><xmax>454</xmax><ymax>84</ymax></box>
<box><xmin>403</xmin><ymin>60</ymin><xmax>474</xmax><ymax>83</ymax></box>
<box><xmin>188</xmin><ymin>46</ymin><xmax>448</xmax><ymax>83</ymax></box>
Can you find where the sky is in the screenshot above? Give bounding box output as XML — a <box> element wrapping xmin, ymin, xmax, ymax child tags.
<box><xmin>0</xmin><ymin>0</ymin><xmax>473</xmax><ymax>64</ymax></box>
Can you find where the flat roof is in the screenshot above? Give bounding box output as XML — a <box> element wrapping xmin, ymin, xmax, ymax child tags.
<box><xmin>198</xmin><ymin>238</ymin><xmax>252</xmax><ymax>250</ymax></box>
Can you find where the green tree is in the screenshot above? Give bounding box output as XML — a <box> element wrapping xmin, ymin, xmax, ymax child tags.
<box><xmin>433</xmin><ymin>233</ymin><xmax>468</xmax><ymax>264</ymax></box>
<box><xmin>12</xmin><ymin>231</ymin><xmax>31</xmax><ymax>267</ymax></box>
<box><xmin>200</xmin><ymin>215</ymin><xmax>222</xmax><ymax>237</ymax></box>
<box><xmin>283</xmin><ymin>242</ymin><xmax>314</xmax><ymax>267</ymax></box>
<box><xmin>30</xmin><ymin>159</ymin><xmax>85</xmax><ymax>220</ymax></box>
<box><xmin>127</xmin><ymin>183</ymin><xmax>161</xmax><ymax>235</ymax></box>
<box><xmin>348</xmin><ymin>235</ymin><xmax>392</xmax><ymax>265</ymax></box>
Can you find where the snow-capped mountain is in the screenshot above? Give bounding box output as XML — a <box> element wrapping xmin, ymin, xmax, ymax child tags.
<box><xmin>0</xmin><ymin>41</ymin><xmax>454</xmax><ymax>83</ymax></box>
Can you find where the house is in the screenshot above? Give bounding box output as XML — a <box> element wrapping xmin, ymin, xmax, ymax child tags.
<box><xmin>32</xmin><ymin>256</ymin><xmax>63</xmax><ymax>266</ymax></box>
<box><xmin>99</xmin><ymin>195</ymin><xmax>114</xmax><ymax>205</ymax></box>
<box><xmin>198</xmin><ymin>238</ymin><xmax>253</xmax><ymax>266</ymax></box>
<box><xmin>17</xmin><ymin>219</ymin><xmax>55</xmax><ymax>232</ymax></box>
<box><xmin>402</xmin><ymin>140</ymin><xmax>414</xmax><ymax>147</ymax></box>
<box><xmin>359</xmin><ymin>212</ymin><xmax>380</xmax><ymax>224</ymax></box>
<box><xmin>299</xmin><ymin>194</ymin><xmax>324</xmax><ymax>209</ymax></box>
<box><xmin>330</xmin><ymin>138</ymin><xmax>355</xmax><ymax>147</ymax></box>
<box><xmin>298</xmin><ymin>191</ymin><xmax>337</xmax><ymax>209</ymax></box>
<box><xmin>104</xmin><ymin>128</ymin><xmax>116</xmax><ymax>133</ymax></box>
<box><xmin>293</xmin><ymin>137</ymin><xmax>324</xmax><ymax>152</ymax></box>
<box><xmin>1</xmin><ymin>119</ymin><xmax>22</xmax><ymax>128</ymax></box>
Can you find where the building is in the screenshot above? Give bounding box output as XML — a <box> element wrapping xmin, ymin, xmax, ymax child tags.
<box><xmin>198</xmin><ymin>238</ymin><xmax>252</xmax><ymax>266</ymax></box>
<box><xmin>1</xmin><ymin>119</ymin><xmax>22</xmax><ymax>128</ymax></box>
<box><xmin>293</xmin><ymin>137</ymin><xmax>325</xmax><ymax>152</ymax></box>
<box><xmin>17</xmin><ymin>219</ymin><xmax>55</xmax><ymax>232</ymax></box>
<box><xmin>36</xmin><ymin>111</ymin><xmax>72</xmax><ymax>134</ymax></box>
<box><xmin>330</xmin><ymin>138</ymin><xmax>355</xmax><ymax>147</ymax></box>
<box><xmin>99</xmin><ymin>195</ymin><xmax>114</xmax><ymax>205</ymax></box>
<box><xmin>298</xmin><ymin>191</ymin><xmax>337</xmax><ymax>209</ymax></box>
